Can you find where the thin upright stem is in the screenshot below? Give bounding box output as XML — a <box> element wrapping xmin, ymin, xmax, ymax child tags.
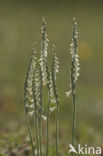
<box><xmin>25</xmin><ymin>113</ymin><xmax>35</xmax><ymax>156</ymax></box>
<box><xmin>46</xmin><ymin>62</ymin><xmax>51</xmax><ymax>156</ymax></box>
<box><xmin>71</xmin><ymin>89</ymin><xmax>76</xmax><ymax>146</ymax></box>
<box><xmin>52</xmin><ymin>45</ymin><xmax>60</xmax><ymax>156</ymax></box>
<box><xmin>70</xmin><ymin>18</ymin><xmax>79</xmax><ymax>148</ymax></box>
<box><xmin>56</xmin><ymin>100</ymin><xmax>59</xmax><ymax>156</ymax></box>
<box><xmin>71</xmin><ymin>59</ymin><xmax>76</xmax><ymax>146</ymax></box>
<box><xmin>38</xmin><ymin>66</ymin><xmax>43</xmax><ymax>156</ymax></box>
<box><xmin>46</xmin><ymin>93</ymin><xmax>50</xmax><ymax>156</ymax></box>
<box><xmin>35</xmin><ymin>113</ymin><xmax>39</xmax><ymax>156</ymax></box>
<box><xmin>38</xmin><ymin>117</ymin><xmax>42</xmax><ymax>156</ymax></box>
<box><xmin>52</xmin><ymin>71</ymin><xmax>59</xmax><ymax>156</ymax></box>
<box><xmin>33</xmin><ymin>75</ymin><xmax>39</xmax><ymax>156</ymax></box>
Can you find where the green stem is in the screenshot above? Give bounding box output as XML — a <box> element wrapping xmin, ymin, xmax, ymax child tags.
<box><xmin>38</xmin><ymin>116</ymin><xmax>42</xmax><ymax>156</ymax></box>
<box><xmin>46</xmin><ymin>62</ymin><xmax>51</xmax><ymax>156</ymax></box>
<box><xmin>72</xmin><ymin>89</ymin><xmax>76</xmax><ymax>146</ymax></box>
<box><xmin>46</xmin><ymin>94</ymin><xmax>50</xmax><ymax>156</ymax></box>
<box><xmin>38</xmin><ymin>67</ymin><xmax>43</xmax><ymax>156</ymax></box>
<box><xmin>52</xmin><ymin>72</ymin><xmax>59</xmax><ymax>156</ymax></box>
<box><xmin>25</xmin><ymin>113</ymin><xmax>35</xmax><ymax>156</ymax></box>
<box><xmin>35</xmin><ymin>113</ymin><xmax>39</xmax><ymax>156</ymax></box>
<box><xmin>33</xmin><ymin>79</ymin><xmax>39</xmax><ymax>156</ymax></box>
<box><xmin>55</xmin><ymin>96</ymin><xmax>59</xmax><ymax>156</ymax></box>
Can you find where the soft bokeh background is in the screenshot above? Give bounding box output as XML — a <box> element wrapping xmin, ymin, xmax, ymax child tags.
<box><xmin>0</xmin><ymin>0</ymin><xmax>103</xmax><ymax>155</ymax></box>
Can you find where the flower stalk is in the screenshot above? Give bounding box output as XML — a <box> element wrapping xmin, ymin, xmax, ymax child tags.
<box><xmin>46</xmin><ymin>62</ymin><xmax>51</xmax><ymax>156</ymax></box>
<box><xmin>24</xmin><ymin>43</ymin><xmax>37</xmax><ymax>156</ymax></box>
<box><xmin>32</xmin><ymin>58</ymin><xmax>39</xmax><ymax>155</ymax></box>
<box><xmin>40</xmin><ymin>17</ymin><xmax>49</xmax><ymax>86</ymax></box>
<box><xmin>36</xmin><ymin>62</ymin><xmax>43</xmax><ymax>156</ymax></box>
<box><xmin>66</xmin><ymin>18</ymin><xmax>80</xmax><ymax>146</ymax></box>
<box><xmin>52</xmin><ymin>45</ymin><xmax>60</xmax><ymax>156</ymax></box>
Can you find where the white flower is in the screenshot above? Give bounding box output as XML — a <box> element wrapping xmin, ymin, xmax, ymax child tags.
<box><xmin>65</xmin><ymin>90</ymin><xmax>72</xmax><ymax>97</ymax></box>
<box><xmin>51</xmin><ymin>98</ymin><xmax>56</xmax><ymax>104</ymax></box>
<box><xmin>28</xmin><ymin>110</ymin><xmax>34</xmax><ymax>117</ymax></box>
<box><xmin>66</xmin><ymin>18</ymin><xmax>80</xmax><ymax>98</ymax></box>
<box><xmin>40</xmin><ymin>17</ymin><xmax>49</xmax><ymax>85</ymax></box>
<box><xmin>52</xmin><ymin>45</ymin><xmax>59</xmax><ymax>80</ymax></box>
<box><xmin>24</xmin><ymin>43</ymin><xmax>37</xmax><ymax>110</ymax></box>
<box><xmin>41</xmin><ymin>115</ymin><xmax>47</xmax><ymax>121</ymax></box>
<box><xmin>29</xmin><ymin>104</ymin><xmax>34</xmax><ymax>108</ymax></box>
<box><xmin>49</xmin><ymin>107</ymin><xmax>56</xmax><ymax>112</ymax></box>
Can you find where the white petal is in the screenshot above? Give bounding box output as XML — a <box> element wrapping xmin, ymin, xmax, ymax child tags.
<box><xmin>28</xmin><ymin>111</ymin><xmax>34</xmax><ymax>117</ymax></box>
<box><xmin>49</xmin><ymin>107</ymin><xmax>56</xmax><ymax>112</ymax></box>
<box><xmin>65</xmin><ymin>90</ymin><xmax>72</xmax><ymax>97</ymax></box>
<box><xmin>42</xmin><ymin>115</ymin><xmax>47</xmax><ymax>121</ymax></box>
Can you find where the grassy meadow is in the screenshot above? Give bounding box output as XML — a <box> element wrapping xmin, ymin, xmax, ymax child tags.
<box><xmin>0</xmin><ymin>0</ymin><xmax>103</xmax><ymax>155</ymax></box>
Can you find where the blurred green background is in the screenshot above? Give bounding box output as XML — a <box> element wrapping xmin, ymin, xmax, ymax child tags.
<box><xmin>0</xmin><ymin>0</ymin><xmax>103</xmax><ymax>154</ymax></box>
